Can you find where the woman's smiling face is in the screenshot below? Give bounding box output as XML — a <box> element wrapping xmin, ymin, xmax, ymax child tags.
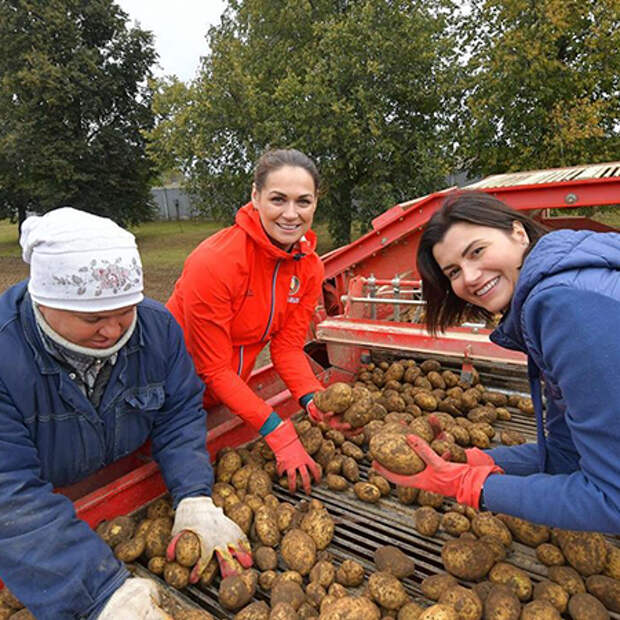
<box><xmin>432</xmin><ymin>221</ymin><xmax>529</xmax><ymax>313</ymax></box>
<box><xmin>252</xmin><ymin>165</ymin><xmax>317</xmax><ymax>251</ymax></box>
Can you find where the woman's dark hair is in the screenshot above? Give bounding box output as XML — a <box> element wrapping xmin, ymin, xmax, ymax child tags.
<box><xmin>254</xmin><ymin>149</ymin><xmax>320</xmax><ymax>193</ymax></box>
<box><xmin>417</xmin><ymin>191</ymin><xmax>549</xmax><ymax>334</ymax></box>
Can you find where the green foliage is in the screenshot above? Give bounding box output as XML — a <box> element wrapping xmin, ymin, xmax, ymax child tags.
<box><xmin>0</xmin><ymin>0</ymin><xmax>157</xmax><ymax>227</ymax></box>
<box><xmin>459</xmin><ymin>0</ymin><xmax>620</xmax><ymax>175</ymax></box>
<box><xmin>147</xmin><ymin>0</ymin><xmax>459</xmax><ymax>244</ymax></box>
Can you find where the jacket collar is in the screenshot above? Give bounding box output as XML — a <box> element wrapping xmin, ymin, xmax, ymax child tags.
<box><xmin>235</xmin><ymin>202</ymin><xmax>317</xmax><ymax>260</ymax></box>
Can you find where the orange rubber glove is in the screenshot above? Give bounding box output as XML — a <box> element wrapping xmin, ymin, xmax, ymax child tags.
<box><xmin>264</xmin><ymin>419</ymin><xmax>321</xmax><ymax>494</ymax></box>
<box><xmin>371</xmin><ymin>434</ymin><xmax>503</xmax><ymax>509</ymax></box>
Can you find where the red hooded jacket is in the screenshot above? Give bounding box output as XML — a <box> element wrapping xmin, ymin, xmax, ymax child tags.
<box><xmin>167</xmin><ymin>203</ymin><xmax>324</xmax><ymax>430</ymax></box>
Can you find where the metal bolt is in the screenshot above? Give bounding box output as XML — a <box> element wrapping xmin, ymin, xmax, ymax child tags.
<box><xmin>565</xmin><ymin>193</ymin><xmax>578</xmax><ymax>205</ymax></box>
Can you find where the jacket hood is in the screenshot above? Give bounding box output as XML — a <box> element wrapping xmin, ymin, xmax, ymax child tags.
<box><xmin>492</xmin><ymin>229</ymin><xmax>620</xmax><ymax>351</ymax></box>
<box><xmin>235</xmin><ymin>202</ymin><xmax>318</xmax><ymax>260</ymax></box>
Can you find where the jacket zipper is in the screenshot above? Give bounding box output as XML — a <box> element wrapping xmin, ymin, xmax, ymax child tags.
<box><xmin>237</xmin><ymin>345</ymin><xmax>244</xmax><ymax>375</ymax></box>
<box><xmin>259</xmin><ymin>259</ymin><xmax>282</xmax><ymax>342</ymax></box>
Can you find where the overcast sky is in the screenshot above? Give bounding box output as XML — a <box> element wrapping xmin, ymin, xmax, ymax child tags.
<box><xmin>115</xmin><ymin>0</ymin><xmax>227</xmax><ymax>82</ymax></box>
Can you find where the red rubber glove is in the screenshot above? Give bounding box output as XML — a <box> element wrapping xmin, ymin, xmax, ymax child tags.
<box><xmin>264</xmin><ymin>419</ymin><xmax>321</xmax><ymax>494</ymax></box>
<box><xmin>306</xmin><ymin>398</ymin><xmax>363</xmax><ymax>437</ymax></box>
<box><xmin>371</xmin><ymin>434</ymin><xmax>503</xmax><ymax>509</ymax></box>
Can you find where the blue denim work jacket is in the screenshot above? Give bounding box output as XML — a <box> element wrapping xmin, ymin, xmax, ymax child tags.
<box><xmin>0</xmin><ymin>281</ymin><xmax>213</xmax><ymax>619</ymax></box>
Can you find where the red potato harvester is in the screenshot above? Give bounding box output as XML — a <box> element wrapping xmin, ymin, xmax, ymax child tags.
<box><xmin>8</xmin><ymin>161</ymin><xmax>618</xmax><ymax>615</ymax></box>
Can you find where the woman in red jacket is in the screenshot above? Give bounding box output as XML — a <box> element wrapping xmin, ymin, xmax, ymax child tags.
<box><xmin>168</xmin><ymin>149</ymin><xmax>340</xmax><ymax>493</ymax></box>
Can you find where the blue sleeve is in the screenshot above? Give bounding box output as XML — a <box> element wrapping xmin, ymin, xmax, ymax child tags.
<box><xmin>487</xmin><ymin>443</ymin><xmax>541</xmax><ymax>476</ymax></box>
<box><xmin>484</xmin><ymin>288</ymin><xmax>620</xmax><ymax>532</ymax></box>
<box><xmin>150</xmin><ymin>315</ymin><xmax>213</xmax><ymax>506</ymax></box>
<box><xmin>0</xmin><ymin>380</ymin><xmax>128</xmax><ymax>619</ymax></box>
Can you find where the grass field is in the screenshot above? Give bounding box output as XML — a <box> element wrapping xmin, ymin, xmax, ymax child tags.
<box><xmin>0</xmin><ymin>218</ymin><xmax>338</xmax><ymax>302</ymax></box>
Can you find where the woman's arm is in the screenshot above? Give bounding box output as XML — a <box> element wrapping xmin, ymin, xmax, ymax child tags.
<box><xmin>0</xmin><ymin>380</ymin><xmax>129</xmax><ymax>618</ymax></box>
<box><xmin>484</xmin><ymin>287</ymin><xmax>620</xmax><ymax>532</ymax></box>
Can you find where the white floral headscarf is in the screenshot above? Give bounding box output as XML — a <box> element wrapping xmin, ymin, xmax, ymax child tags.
<box><xmin>20</xmin><ymin>207</ymin><xmax>144</xmax><ymax>311</ymax></box>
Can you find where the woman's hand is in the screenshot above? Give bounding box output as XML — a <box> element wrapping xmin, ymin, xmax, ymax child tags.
<box><xmin>167</xmin><ymin>497</ymin><xmax>253</xmax><ymax>581</ymax></box>
<box><xmin>264</xmin><ymin>419</ymin><xmax>321</xmax><ymax>493</ymax></box>
<box><xmin>371</xmin><ymin>434</ymin><xmax>503</xmax><ymax>509</ymax></box>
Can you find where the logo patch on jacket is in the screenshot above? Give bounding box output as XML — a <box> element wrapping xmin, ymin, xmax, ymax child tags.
<box><xmin>288</xmin><ymin>276</ymin><xmax>301</xmax><ymax>303</ymax></box>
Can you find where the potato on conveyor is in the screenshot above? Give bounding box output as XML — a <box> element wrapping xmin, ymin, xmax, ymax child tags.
<box><xmin>173</xmin><ymin>531</ymin><xmax>201</xmax><ymax>567</ymax></box>
<box><xmin>270</xmin><ymin>580</ymin><xmax>305</xmax><ymax>610</ymax></box>
<box><xmin>586</xmin><ymin>575</ymin><xmax>620</xmax><ymax>612</ymax></box>
<box><xmin>483</xmin><ymin>584</ymin><xmax>521</xmax><ymax>620</ymax></box>
<box><xmin>415</xmin><ymin>506</ymin><xmax>441</xmax><ymax>537</ymax></box>
<box><xmin>421</xmin><ymin>574</ymin><xmax>458</xmax><ymax>601</ymax></box>
<box><xmin>219</xmin><ymin>572</ymin><xmax>256</xmax><ymax>611</ymax></box>
<box><xmin>471</xmin><ymin>513</ymin><xmax>512</xmax><ymax>547</ymax></box>
<box><xmin>520</xmin><ymin>600</ymin><xmax>560</xmax><ymax>619</ymax></box>
<box><xmin>145</xmin><ymin>516</ymin><xmax>173</xmax><ymax>558</ymax></box>
<box><xmin>547</xmin><ymin>565</ymin><xmax>586</xmax><ymax>595</ymax></box>
<box><xmin>353</xmin><ymin>482</ymin><xmax>381</xmax><ymax>503</ymax></box>
<box><xmin>536</xmin><ymin>543</ymin><xmax>565</xmax><ymax>566</ymax></box>
<box><xmin>368</xmin><ymin>433</ymin><xmax>425</xmax><ymax>475</ymax></box>
<box><xmin>319</xmin><ymin>595</ymin><xmax>381</xmax><ymax>620</ymax></box>
<box><xmin>441</xmin><ymin>512</ymin><xmax>471</xmax><ymax>536</ymax></box>
<box><xmin>114</xmin><ymin>533</ymin><xmax>146</xmax><ymax>562</ymax></box>
<box><xmin>301</xmin><ymin>501</ymin><xmax>335</xmax><ymax>550</ymax></box>
<box><xmin>254</xmin><ymin>505</ymin><xmax>280</xmax><ymax>547</ymax></box>
<box><xmin>343</xmin><ymin>395</ymin><xmax>375</xmax><ymax>427</ymax></box>
<box><xmin>497</xmin><ymin>514</ymin><xmax>549</xmax><ymax>547</ymax></box>
<box><xmin>488</xmin><ymin>562</ymin><xmax>532</xmax><ymax>601</ymax></box>
<box><xmin>374</xmin><ymin>545</ymin><xmax>415</xmax><ymax>579</ymax></box>
<box><xmin>438</xmin><ymin>585</ymin><xmax>483</xmax><ymax>620</ymax></box>
<box><xmin>441</xmin><ymin>538</ymin><xmax>495</xmax><ymax>581</ymax></box>
<box><xmin>164</xmin><ymin>561</ymin><xmax>190</xmax><ymax>589</ymax></box>
<box><xmin>500</xmin><ymin>430</ymin><xmax>525</xmax><ymax>446</ymax></box>
<box><xmin>314</xmin><ymin>383</ymin><xmax>354</xmax><ymax>414</ymax></box>
<box><xmin>326</xmin><ymin>473</ymin><xmax>348</xmax><ymax>491</ymax></box>
<box><xmin>418</xmin><ymin>604</ymin><xmax>458</xmax><ymax>620</ymax></box>
<box><xmin>533</xmin><ymin>580</ymin><xmax>569</xmax><ymax>614</ymax></box>
<box><xmin>96</xmin><ymin>515</ymin><xmax>136</xmax><ymax>547</ymax></box>
<box><xmin>227</xmin><ymin>501</ymin><xmax>253</xmax><ymax>535</ymax></box>
<box><xmin>216</xmin><ymin>450</ymin><xmax>242</xmax><ymax>483</ymax></box>
<box><xmin>567</xmin><ymin>592</ymin><xmax>610</xmax><ymax>620</ymax></box>
<box><xmin>368</xmin><ymin>571</ymin><xmax>409</xmax><ymax>610</ymax></box>
<box><xmin>175</xmin><ymin>611</ymin><xmax>216</xmax><ymax>620</ymax></box>
<box><xmin>558</xmin><ymin>531</ymin><xmax>608</xmax><ymax>576</ymax></box>
<box><xmin>280</xmin><ymin>528</ymin><xmax>316</xmax><ymax>575</ymax></box>
<box><xmin>336</xmin><ymin>559</ymin><xmax>365</xmax><ymax>587</ymax></box>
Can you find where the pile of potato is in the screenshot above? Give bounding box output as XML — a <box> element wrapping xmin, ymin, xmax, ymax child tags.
<box><xmin>0</xmin><ymin>590</ymin><xmax>34</xmax><ymax>620</ymax></box>
<box><xmin>83</xmin><ymin>354</ymin><xmax>620</xmax><ymax>619</ymax></box>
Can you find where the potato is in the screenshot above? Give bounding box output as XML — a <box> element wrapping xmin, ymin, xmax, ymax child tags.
<box><xmin>586</xmin><ymin>575</ymin><xmax>620</xmax><ymax>612</ymax></box>
<box><xmin>146</xmin><ymin>497</ymin><xmax>174</xmax><ymax>519</ymax></box>
<box><xmin>488</xmin><ymin>563</ymin><xmax>532</xmax><ymax>601</ymax></box>
<box><xmin>246</xmin><ymin>469</ymin><xmax>273</xmax><ymax>497</ymax></box>
<box><xmin>421</xmin><ymin>574</ymin><xmax>458</xmax><ymax>601</ymax></box>
<box><xmin>367</xmin><ymin>471</ymin><xmax>391</xmax><ymax>496</ymax></box>
<box><xmin>280</xmin><ymin>528</ymin><xmax>316</xmax><ymax>575</ymax></box>
<box><xmin>483</xmin><ymin>584</ymin><xmax>521</xmax><ymax>620</ymax></box>
<box><xmin>418</xmin><ymin>604</ymin><xmax>458</xmax><ymax>620</ymax></box>
<box><xmin>471</xmin><ymin>514</ymin><xmax>512</xmax><ymax>547</ymax></box>
<box><xmin>319</xmin><ymin>595</ymin><xmax>381</xmax><ymax>619</ymax></box>
<box><xmin>147</xmin><ymin>556</ymin><xmax>166</xmax><ymax>574</ymax></box>
<box><xmin>368</xmin><ymin>432</ymin><xmax>425</xmax><ymax>474</ymax></box>
<box><xmin>144</xmin><ymin>517</ymin><xmax>173</xmax><ymax>558</ymax></box>
<box><xmin>276</xmin><ymin>502</ymin><xmax>296</xmax><ymax>532</ymax></box>
<box><xmin>432</xmin><ymin>440</ymin><xmax>467</xmax><ymax>463</ymax></box>
<box><xmin>536</xmin><ymin>543</ymin><xmax>565</xmax><ymax>566</ymax></box>
<box><xmin>441</xmin><ymin>539</ymin><xmax>495</xmax><ymax>581</ymax></box>
<box><xmin>269</xmin><ymin>602</ymin><xmax>299</xmax><ymax>619</ymax></box>
<box><xmin>171</xmin><ymin>531</ymin><xmax>200</xmax><ymax>568</ymax></box>
<box><xmin>176</xmin><ymin>611</ymin><xmax>215</xmax><ymax>620</ymax></box>
<box><xmin>533</xmin><ymin>580</ymin><xmax>569</xmax><ymax>613</ymax></box>
<box><xmin>254</xmin><ymin>546</ymin><xmax>278</xmax><ymax>571</ymax></box>
<box><xmin>232</xmin><ymin>464</ymin><xmax>260</xmax><ymax>492</ymax></box>
<box><xmin>547</xmin><ymin>565</ymin><xmax>586</xmax><ymax>595</ymax></box>
<box><xmin>409</xmin><ymin>418</ymin><xmax>435</xmax><ymax>443</ymax></box>
<box><xmin>114</xmin><ymin>533</ymin><xmax>146</xmax><ymax>562</ymax></box>
<box><xmin>438</xmin><ymin>398</ymin><xmax>463</xmax><ymax>417</ymax></box>
<box><xmin>441</xmin><ymin>512</ymin><xmax>471</xmax><ymax>536</ymax></box>
<box><xmin>354</xmin><ymin>482</ymin><xmax>381</xmax><ymax>503</ymax></box>
<box><xmin>478</xmin><ymin>535</ymin><xmax>507</xmax><ymax>564</ymax></box>
<box><xmin>306</xmin><ymin>581</ymin><xmax>327</xmax><ymax>606</ymax></box>
<box><xmin>497</xmin><ymin>514</ymin><xmax>549</xmax><ymax>547</ymax></box>
<box><xmin>258</xmin><ymin>570</ymin><xmax>277</xmax><ymax>590</ymax></box>
<box><xmin>471</xmin><ymin>581</ymin><xmax>494</xmax><ymax>603</ymax></box>
<box><xmin>559</xmin><ymin>531</ymin><xmax>608</xmax><ymax>576</ymax></box>
<box><xmin>414</xmin><ymin>392</ymin><xmax>438</xmax><ymax>412</ymax></box>
<box><xmin>6</xmin><ymin>611</ymin><xmax>35</xmax><ymax>620</ymax></box>
<box><xmin>164</xmin><ymin>561</ymin><xmax>190</xmax><ymax>589</ymax></box>
<box><xmin>227</xmin><ymin>501</ymin><xmax>253</xmax><ymax>535</ymax></box>
<box><xmin>520</xmin><ymin>600</ymin><xmax>561</xmax><ymax>619</ymax></box>
<box><xmin>567</xmin><ymin>592</ymin><xmax>610</xmax><ymax>620</ymax></box>
<box><xmin>254</xmin><ymin>506</ymin><xmax>280</xmax><ymax>547</ymax></box>
<box><xmin>97</xmin><ymin>515</ymin><xmax>136</xmax><ymax>547</ymax></box>
<box><xmin>604</xmin><ymin>545</ymin><xmax>620</xmax><ymax>580</ymax></box>
<box><xmin>314</xmin><ymin>383</ymin><xmax>354</xmax><ymax>413</ymax></box>
<box><xmin>233</xmin><ymin>601</ymin><xmax>270</xmax><ymax>620</ymax></box>
<box><xmin>135</xmin><ymin>518</ymin><xmax>153</xmax><ymax>539</ymax></box>
<box><xmin>271</xmin><ymin>580</ymin><xmax>305</xmax><ymax>610</ymax></box>
<box><xmin>217</xmin><ymin>450</ymin><xmax>243</xmax><ymax>482</ymax></box>
<box><xmin>417</xmin><ymin>490</ymin><xmax>444</xmax><ymax>508</ymax></box>
<box><xmin>341</xmin><ymin>441</ymin><xmax>365</xmax><ymax>461</ymax></box>
<box><xmin>219</xmin><ymin>573</ymin><xmax>255</xmax><ymax>611</ymax></box>
<box><xmin>395</xmin><ymin>602</ymin><xmax>424</xmax><ymax>619</ymax></box>
<box><xmin>415</xmin><ymin>506</ymin><xmax>441</xmax><ymax>537</ymax></box>
<box><xmin>328</xmin><ymin>582</ymin><xmax>348</xmax><ymax>598</ymax></box>
<box><xmin>343</xmin><ymin>396</ymin><xmax>375</xmax><ymax>428</ymax></box>
<box><xmin>0</xmin><ymin>609</ymin><xmax>12</xmax><ymax>620</ymax></box>
<box><xmin>326</xmin><ymin>473</ymin><xmax>349</xmax><ymax>491</ymax></box>
<box><xmin>310</xmin><ymin>560</ymin><xmax>336</xmax><ymax>588</ymax></box>
<box><xmin>368</xmin><ymin>571</ymin><xmax>409</xmax><ymax>610</ymax></box>
<box><xmin>468</xmin><ymin>428</ymin><xmax>491</xmax><ymax>449</ymax></box>
<box><xmin>301</xmin><ymin>504</ymin><xmax>335</xmax><ymax>550</ymax></box>
<box><xmin>0</xmin><ymin>590</ymin><xmax>23</xmax><ymax>610</ymax></box>
<box><xmin>517</xmin><ymin>398</ymin><xmax>534</xmax><ymax>415</ymax></box>
<box><xmin>374</xmin><ymin>545</ymin><xmax>415</xmax><ymax>579</ymax></box>
<box><xmin>397</xmin><ymin>486</ymin><xmax>419</xmax><ymax>505</ymax></box>
<box><xmin>438</xmin><ymin>586</ymin><xmax>483</xmax><ymax>620</ymax></box>
<box><xmin>499</xmin><ymin>430</ymin><xmax>525</xmax><ymax>446</ymax></box>
<box><xmin>336</xmin><ymin>559</ymin><xmax>365</xmax><ymax>587</ymax></box>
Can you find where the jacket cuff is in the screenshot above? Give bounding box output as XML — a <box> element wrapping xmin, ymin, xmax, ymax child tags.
<box><xmin>259</xmin><ymin>412</ymin><xmax>282</xmax><ymax>437</ymax></box>
<box><xmin>299</xmin><ymin>393</ymin><xmax>314</xmax><ymax>408</ymax></box>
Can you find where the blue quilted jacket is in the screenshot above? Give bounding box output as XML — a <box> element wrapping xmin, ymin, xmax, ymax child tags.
<box><xmin>485</xmin><ymin>230</ymin><xmax>620</xmax><ymax>533</ymax></box>
<box><xmin>0</xmin><ymin>281</ymin><xmax>213</xmax><ymax>618</ymax></box>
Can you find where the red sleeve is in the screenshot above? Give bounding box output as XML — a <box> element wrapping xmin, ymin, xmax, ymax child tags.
<box><xmin>270</xmin><ymin>258</ymin><xmax>325</xmax><ymax>400</ymax></box>
<box><xmin>173</xmin><ymin>252</ymin><xmax>272</xmax><ymax>430</ymax></box>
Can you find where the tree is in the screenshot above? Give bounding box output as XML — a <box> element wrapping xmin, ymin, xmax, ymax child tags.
<box><xmin>147</xmin><ymin>0</ymin><xmax>459</xmax><ymax>245</ymax></box>
<box><xmin>459</xmin><ymin>0</ymin><xmax>620</xmax><ymax>176</ymax></box>
<box><xmin>0</xmin><ymin>0</ymin><xmax>157</xmax><ymax>229</ymax></box>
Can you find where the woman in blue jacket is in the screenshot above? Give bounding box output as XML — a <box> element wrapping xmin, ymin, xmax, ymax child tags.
<box><xmin>0</xmin><ymin>208</ymin><xmax>250</xmax><ymax>619</ymax></box>
<box><xmin>374</xmin><ymin>192</ymin><xmax>620</xmax><ymax>533</ymax></box>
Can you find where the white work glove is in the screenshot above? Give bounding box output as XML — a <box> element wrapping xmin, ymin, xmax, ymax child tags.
<box><xmin>98</xmin><ymin>578</ymin><xmax>170</xmax><ymax>620</ymax></box>
<box><xmin>168</xmin><ymin>496</ymin><xmax>253</xmax><ymax>581</ymax></box>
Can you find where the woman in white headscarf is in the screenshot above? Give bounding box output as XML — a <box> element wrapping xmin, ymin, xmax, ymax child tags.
<box><xmin>0</xmin><ymin>208</ymin><xmax>251</xmax><ymax>619</ymax></box>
